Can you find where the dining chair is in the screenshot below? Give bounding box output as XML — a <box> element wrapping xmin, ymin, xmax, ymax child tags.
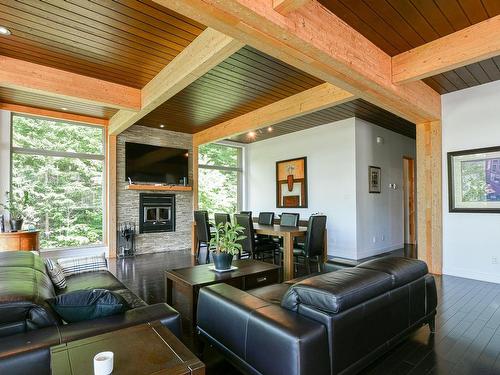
<box><xmin>279</xmin><ymin>213</ymin><xmax>300</xmax><ymax>227</ymax></box>
<box><xmin>194</xmin><ymin>210</ymin><xmax>212</xmax><ymax>264</ymax></box>
<box><xmin>292</xmin><ymin>215</ymin><xmax>327</xmax><ymax>274</ymax></box>
<box><xmin>258</xmin><ymin>212</ymin><xmax>275</xmax><ymax>225</ymax></box>
<box><xmin>214</xmin><ymin>213</ymin><xmax>231</xmax><ymax>227</ymax></box>
<box><xmin>240</xmin><ymin>211</ymin><xmax>252</xmax><ymax>219</ymax></box>
<box><xmin>234</xmin><ymin>214</ymin><xmax>277</xmax><ymax>263</ymax></box>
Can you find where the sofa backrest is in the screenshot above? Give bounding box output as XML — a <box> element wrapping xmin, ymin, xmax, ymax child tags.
<box><xmin>0</xmin><ymin>252</ymin><xmax>58</xmax><ymax>337</ymax></box>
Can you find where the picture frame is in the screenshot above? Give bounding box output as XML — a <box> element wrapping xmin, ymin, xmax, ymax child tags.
<box><xmin>276</xmin><ymin>157</ymin><xmax>308</xmax><ymax>208</ymax></box>
<box><xmin>369</xmin><ymin>166</ymin><xmax>381</xmax><ymax>193</ymax></box>
<box><xmin>448</xmin><ymin>146</ymin><xmax>500</xmax><ymax>213</ymax></box>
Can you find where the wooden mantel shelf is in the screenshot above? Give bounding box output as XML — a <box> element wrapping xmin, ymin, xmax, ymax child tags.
<box><xmin>126</xmin><ymin>184</ymin><xmax>192</xmax><ymax>192</ymax></box>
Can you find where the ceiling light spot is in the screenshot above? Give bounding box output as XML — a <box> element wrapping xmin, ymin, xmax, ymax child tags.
<box><xmin>160</xmin><ymin>124</ymin><xmax>165</xmax><ymax>128</ymax></box>
<box><xmin>0</xmin><ymin>26</ymin><xmax>11</xmax><ymax>36</ymax></box>
<box><xmin>248</xmin><ymin>131</ymin><xmax>256</xmax><ymax>139</ymax></box>
<box><xmin>267</xmin><ymin>126</ymin><xmax>273</xmax><ymax>132</ymax></box>
<box><xmin>61</xmin><ymin>107</ymin><xmax>68</xmax><ymax>111</ymax></box>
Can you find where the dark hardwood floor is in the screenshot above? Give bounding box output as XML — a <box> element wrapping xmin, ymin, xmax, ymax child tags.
<box><xmin>109</xmin><ymin>248</ymin><xmax>500</xmax><ymax>375</ymax></box>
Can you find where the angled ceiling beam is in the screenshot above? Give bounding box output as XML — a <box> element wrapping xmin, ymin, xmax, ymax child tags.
<box><xmin>0</xmin><ymin>56</ymin><xmax>141</xmax><ymax>111</ymax></box>
<box><xmin>193</xmin><ymin>82</ymin><xmax>355</xmax><ymax>145</ymax></box>
<box><xmin>0</xmin><ymin>103</ymin><xmax>108</xmax><ymax>127</ymax></box>
<box><xmin>155</xmin><ymin>0</ymin><xmax>440</xmax><ymax>124</ymax></box>
<box><xmin>273</xmin><ymin>0</ymin><xmax>312</xmax><ymax>15</ymax></box>
<box><xmin>108</xmin><ymin>28</ymin><xmax>244</xmax><ymax>135</ymax></box>
<box><xmin>393</xmin><ymin>15</ymin><xmax>500</xmax><ymax>84</ymax></box>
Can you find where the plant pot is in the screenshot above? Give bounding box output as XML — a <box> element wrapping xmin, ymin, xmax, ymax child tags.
<box><xmin>9</xmin><ymin>218</ymin><xmax>23</xmax><ymax>232</ymax></box>
<box><xmin>212</xmin><ymin>253</ymin><xmax>233</xmax><ymax>271</ymax></box>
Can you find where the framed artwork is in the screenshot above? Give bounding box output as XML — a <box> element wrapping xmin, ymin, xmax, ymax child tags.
<box><xmin>276</xmin><ymin>157</ymin><xmax>308</xmax><ymax>208</ymax></box>
<box><xmin>369</xmin><ymin>166</ymin><xmax>381</xmax><ymax>193</ymax></box>
<box><xmin>448</xmin><ymin>146</ymin><xmax>500</xmax><ymax>213</ymax></box>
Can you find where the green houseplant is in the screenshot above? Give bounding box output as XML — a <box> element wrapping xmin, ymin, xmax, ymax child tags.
<box><xmin>0</xmin><ymin>191</ymin><xmax>29</xmax><ymax>232</ymax></box>
<box><xmin>210</xmin><ymin>221</ymin><xmax>246</xmax><ymax>270</ymax></box>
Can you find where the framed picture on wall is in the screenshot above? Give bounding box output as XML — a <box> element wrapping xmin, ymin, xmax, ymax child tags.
<box><xmin>448</xmin><ymin>146</ymin><xmax>500</xmax><ymax>213</ymax></box>
<box><xmin>369</xmin><ymin>166</ymin><xmax>381</xmax><ymax>193</ymax></box>
<box><xmin>276</xmin><ymin>157</ymin><xmax>308</xmax><ymax>208</ymax></box>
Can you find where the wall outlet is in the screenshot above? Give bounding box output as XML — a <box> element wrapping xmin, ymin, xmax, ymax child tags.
<box><xmin>381</xmin><ymin>235</ymin><xmax>385</xmax><ymax>241</ymax></box>
<box><xmin>372</xmin><ymin>236</ymin><xmax>376</xmax><ymax>243</ymax></box>
<box><xmin>492</xmin><ymin>257</ymin><xmax>498</xmax><ymax>265</ymax></box>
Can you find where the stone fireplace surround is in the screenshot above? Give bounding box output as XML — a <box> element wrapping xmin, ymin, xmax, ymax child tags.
<box><xmin>117</xmin><ymin>125</ymin><xmax>193</xmax><ymax>255</ymax></box>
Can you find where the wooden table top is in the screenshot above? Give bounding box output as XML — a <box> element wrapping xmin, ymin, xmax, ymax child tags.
<box><xmin>51</xmin><ymin>321</ymin><xmax>204</xmax><ymax>375</ymax></box>
<box><xmin>253</xmin><ymin>223</ymin><xmax>307</xmax><ymax>236</ymax></box>
<box><xmin>165</xmin><ymin>259</ymin><xmax>280</xmax><ymax>287</ymax></box>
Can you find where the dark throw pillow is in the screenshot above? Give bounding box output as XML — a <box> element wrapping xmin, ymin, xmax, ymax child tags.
<box><xmin>47</xmin><ymin>289</ymin><xmax>128</xmax><ymax>323</ymax></box>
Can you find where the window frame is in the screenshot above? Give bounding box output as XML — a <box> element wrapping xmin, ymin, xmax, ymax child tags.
<box><xmin>198</xmin><ymin>142</ymin><xmax>244</xmax><ymax>213</ymax></box>
<box><xmin>9</xmin><ymin>113</ymin><xmax>106</xmax><ymax>251</ymax></box>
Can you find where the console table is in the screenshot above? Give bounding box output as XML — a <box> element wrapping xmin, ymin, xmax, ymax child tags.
<box><xmin>51</xmin><ymin>321</ymin><xmax>204</xmax><ymax>374</ymax></box>
<box><xmin>0</xmin><ymin>230</ymin><xmax>40</xmax><ymax>251</ymax></box>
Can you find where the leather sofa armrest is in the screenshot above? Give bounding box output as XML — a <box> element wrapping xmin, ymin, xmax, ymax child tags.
<box><xmin>425</xmin><ymin>275</ymin><xmax>438</xmax><ymax>315</ymax></box>
<box><xmin>197</xmin><ymin>284</ymin><xmax>330</xmax><ymax>375</ymax></box>
<box><xmin>59</xmin><ymin>303</ymin><xmax>181</xmax><ymax>342</ymax></box>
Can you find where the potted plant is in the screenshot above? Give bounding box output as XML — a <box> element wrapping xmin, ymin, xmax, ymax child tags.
<box><xmin>210</xmin><ymin>221</ymin><xmax>246</xmax><ymax>271</ymax></box>
<box><xmin>0</xmin><ymin>191</ymin><xmax>29</xmax><ymax>232</ymax></box>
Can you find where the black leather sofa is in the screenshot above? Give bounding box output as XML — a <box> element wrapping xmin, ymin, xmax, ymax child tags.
<box><xmin>197</xmin><ymin>256</ymin><xmax>437</xmax><ymax>375</ymax></box>
<box><xmin>0</xmin><ymin>251</ymin><xmax>181</xmax><ymax>375</ymax></box>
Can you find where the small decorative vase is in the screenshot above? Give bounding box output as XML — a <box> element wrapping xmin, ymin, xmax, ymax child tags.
<box><xmin>10</xmin><ymin>218</ymin><xmax>23</xmax><ymax>232</ymax></box>
<box><xmin>212</xmin><ymin>253</ymin><xmax>233</xmax><ymax>271</ymax></box>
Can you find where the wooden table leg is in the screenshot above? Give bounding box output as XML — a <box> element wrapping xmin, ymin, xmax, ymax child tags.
<box><xmin>283</xmin><ymin>232</ymin><xmax>294</xmax><ymax>281</ymax></box>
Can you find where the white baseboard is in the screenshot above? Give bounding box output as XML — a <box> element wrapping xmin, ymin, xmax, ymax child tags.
<box><xmin>443</xmin><ymin>266</ymin><xmax>500</xmax><ymax>284</ymax></box>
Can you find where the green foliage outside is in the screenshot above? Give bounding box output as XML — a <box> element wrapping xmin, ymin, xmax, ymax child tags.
<box><xmin>198</xmin><ymin>144</ymin><xmax>240</xmax><ymax>217</ymax></box>
<box><xmin>9</xmin><ymin>115</ymin><xmax>104</xmax><ymax>249</ymax></box>
<box><xmin>461</xmin><ymin>160</ymin><xmax>487</xmax><ymax>202</ymax></box>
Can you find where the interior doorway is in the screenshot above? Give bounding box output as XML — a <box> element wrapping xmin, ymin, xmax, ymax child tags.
<box><xmin>403</xmin><ymin>156</ymin><xmax>416</xmax><ymax>251</ymax></box>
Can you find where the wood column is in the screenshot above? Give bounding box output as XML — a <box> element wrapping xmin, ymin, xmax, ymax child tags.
<box><xmin>191</xmin><ymin>142</ymin><xmax>199</xmax><ymax>256</ymax></box>
<box><xmin>416</xmin><ymin>121</ymin><xmax>442</xmax><ymax>274</ymax></box>
<box><xmin>106</xmin><ymin>133</ymin><xmax>117</xmax><ymax>258</ymax></box>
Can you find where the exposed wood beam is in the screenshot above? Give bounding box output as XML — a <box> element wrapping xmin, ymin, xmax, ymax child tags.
<box><xmin>106</xmin><ymin>133</ymin><xmax>117</xmax><ymax>259</ymax></box>
<box><xmin>193</xmin><ymin>83</ymin><xmax>355</xmax><ymax>145</ymax></box>
<box><xmin>108</xmin><ymin>28</ymin><xmax>244</xmax><ymax>135</ymax></box>
<box><xmin>155</xmin><ymin>0</ymin><xmax>440</xmax><ymax>124</ymax></box>
<box><xmin>0</xmin><ymin>103</ymin><xmax>108</xmax><ymax>126</ymax></box>
<box><xmin>273</xmin><ymin>0</ymin><xmax>312</xmax><ymax>15</ymax></box>
<box><xmin>0</xmin><ymin>56</ymin><xmax>140</xmax><ymax>111</ymax></box>
<box><xmin>393</xmin><ymin>15</ymin><xmax>500</xmax><ymax>84</ymax></box>
<box><xmin>416</xmin><ymin>120</ymin><xmax>442</xmax><ymax>274</ymax></box>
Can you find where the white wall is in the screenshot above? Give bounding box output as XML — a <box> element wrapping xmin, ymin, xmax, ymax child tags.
<box><xmin>355</xmin><ymin>119</ymin><xmax>416</xmax><ymax>259</ymax></box>
<box><xmin>442</xmin><ymin>80</ymin><xmax>500</xmax><ymax>284</ymax></box>
<box><xmin>246</xmin><ymin>118</ymin><xmax>358</xmax><ymax>259</ymax></box>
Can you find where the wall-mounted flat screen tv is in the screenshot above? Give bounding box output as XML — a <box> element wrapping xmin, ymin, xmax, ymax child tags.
<box><xmin>125</xmin><ymin>142</ymin><xmax>189</xmax><ymax>185</ymax></box>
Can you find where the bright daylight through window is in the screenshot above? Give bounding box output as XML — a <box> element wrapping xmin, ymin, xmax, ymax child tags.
<box><xmin>198</xmin><ymin>143</ymin><xmax>242</xmax><ymax>216</ymax></box>
<box><xmin>11</xmin><ymin>115</ymin><xmax>104</xmax><ymax>249</ymax></box>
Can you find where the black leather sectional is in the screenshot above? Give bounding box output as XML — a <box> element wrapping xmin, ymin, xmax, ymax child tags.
<box><xmin>197</xmin><ymin>256</ymin><xmax>437</xmax><ymax>375</ymax></box>
<box><xmin>0</xmin><ymin>251</ymin><xmax>181</xmax><ymax>375</ymax></box>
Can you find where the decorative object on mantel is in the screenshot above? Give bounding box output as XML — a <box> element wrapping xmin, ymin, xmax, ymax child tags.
<box><xmin>210</xmin><ymin>222</ymin><xmax>246</xmax><ymax>271</ymax></box>
<box><xmin>117</xmin><ymin>222</ymin><xmax>136</xmax><ymax>258</ymax></box>
<box><xmin>276</xmin><ymin>157</ymin><xmax>308</xmax><ymax>208</ymax></box>
<box><xmin>448</xmin><ymin>146</ymin><xmax>500</xmax><ymax>213</ymax></box>
<box><xmin>369</xmin><ymin>166</ymin><xmax>381</xmax><ymax>193</ymax></box>
<box><xmin>0</xmin><ymin>191</ymin><xmax>29</xmax><ymax>231</ymax></box>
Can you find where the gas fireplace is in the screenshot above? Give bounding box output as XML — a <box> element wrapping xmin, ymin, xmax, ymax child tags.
<box><xmin>139</xmin><ymin>193</ymin><xmax>175</xmax><ymax>234</ymax></box>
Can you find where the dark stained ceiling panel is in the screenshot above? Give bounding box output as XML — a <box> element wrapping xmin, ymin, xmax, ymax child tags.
<box><xmin>0</xmin><ymin>0</ymin><xmax>205</xmax><ymax>88</ymax></box>
<box><xmin>0</xmin><ymin>87</ymin><xmax>118</xmax><ymax>119</ymax></box>
<box><xmin>228</xmin><ymin>99</ymin><xmax>415</xmax><ymax>143</ymax></box>
<box><xmin>135</xmin><ymin>46</ymin><xmax>324</xmax><ymax>133</ymax></box>
<box><xmin>317</xmin><ymin>0</ymin><xmax>500</xmax><ymax>93</ymax></box>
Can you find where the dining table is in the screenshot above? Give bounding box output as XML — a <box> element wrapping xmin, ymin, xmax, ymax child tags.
<box><xmin>253</xmin><ymin>223</ymin><xmax>309</xmax><ymax>281</ymax></box>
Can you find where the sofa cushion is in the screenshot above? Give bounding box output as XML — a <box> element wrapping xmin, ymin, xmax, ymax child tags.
<box><xmin>0</xmin><ymin>251</ymin><xmax>47</xmax><ymax>275</ymax></box>
<box><xmin>57</xmin><ymin>254</ymin><xmax>107</xmax><ymax>277</ymax></box>
<box><xmin>356</xmin><ymin>257</ymin><xmax>428</xmax><ymax>288</ymax></box>
<box><xmin>281</xmin><ymin>268</ymin><xmax>393</xmax><ymax>314</ymax></box>
<box><xmin>44</xmin><ymin>259</ymin><xmax>66</xmax><ymax>290</ymax></box>
<box><xmin>248</xmin><ymin>283</ymin><xmax>291</xmax><ymax>305</ymax></box>
<box><xmin>61</xmin><ymin>271</ymin><xmax>124</xmax><ymax>294</ymax></box>
<box><xmin>47</xmin><ymin>289</ymin><xmax>128</xmax><ymax>323</ymax></box>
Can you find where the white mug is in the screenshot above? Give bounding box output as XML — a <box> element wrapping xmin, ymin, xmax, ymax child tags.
<box><xmin>93</xmin><ymin>351</ymin><xmax>114</xmax><ymax>375</ymax></box>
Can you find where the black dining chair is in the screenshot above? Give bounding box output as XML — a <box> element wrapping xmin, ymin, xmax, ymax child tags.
<box><xmin>214</xmin><ymin>213</ymin><xmax>231</xmax><ymax>227</ymax></box>
<box><xmin>234</xmin><ymin>214</ymin><xmax>277</xmax><ymax>263</ymax></box>
<box><xmin>292</xmin><ymin>215</ymin><xmax>327</xmax><ymax>274</ymax></box>
<box><xmin>258</xmin><ymin>212</ymin><xmax>275</xmax><ymax>225</ymax></box>
<box><xmin>279</xmin><ymin>212</ymin><xmax>300</xmax><ymax>227</ymax></box>
<box><xmin>194</xmin><ymin>210</ymin><xmax>212</xmax><ymax>264</ymax></box>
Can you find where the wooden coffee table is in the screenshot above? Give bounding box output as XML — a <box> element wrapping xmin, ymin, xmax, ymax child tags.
<box><xmin>51</xmin><ymin>321</ymin><xmax>204</xmax><ymax>374</ymax></box>
<box><xmin>165</xmin><ymin>259</ymin><xmax>280</xmax><ymax>324</ymax></box>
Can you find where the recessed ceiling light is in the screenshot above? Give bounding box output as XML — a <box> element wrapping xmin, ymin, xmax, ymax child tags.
<box><xmin>160</xmin><ymin>124</ymin><xmax>165</xmax><ymax>128</ymax></box>
<box><xmin>267</xmin><ymin>126</ymin><xmax>273</xmax><ymax>132</ymax></box>
<box><xmin>248</xmin><ymin>131</ymin><xmax>256</xmax><ymax>139</ymax></box>
<box><xmin>0</xmin><ymin>26</ymin><xmax>11</xmax><ymax>36</ymax></box>
<box><xmin>61</xmin><ymin>107</ymin><xmax>68</xmax><ymax>111</ymax></box>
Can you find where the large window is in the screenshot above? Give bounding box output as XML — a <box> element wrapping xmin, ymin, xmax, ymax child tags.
<box><xmin>11</xmin><ymin>115</ymin><xmax>105</xmax><ymax>249</ymax></box>
<box><xmin>198</xmin><ymin>143</ymin><xmax>243</xmax><ymax>216</ymax></box>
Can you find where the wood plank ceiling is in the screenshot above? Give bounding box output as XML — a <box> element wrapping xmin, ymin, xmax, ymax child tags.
<box><xmin>228</xmin><ymin>99</ymin><xmax>415</xmax><ymax>143</ymax></box>
<box><xmin>135</xmin><ymin>46</ymin><xmax>324</xmax><ymax>133</ymax></box>
<box><xmin>0</xmin><ymin>0</ymin><xmax>205</xmax><ymax>118</ymax></box>
<box><xmin>318</xmin><ymin>0</ymin><xmax>500</xmax><ymax>94</ymax></box>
